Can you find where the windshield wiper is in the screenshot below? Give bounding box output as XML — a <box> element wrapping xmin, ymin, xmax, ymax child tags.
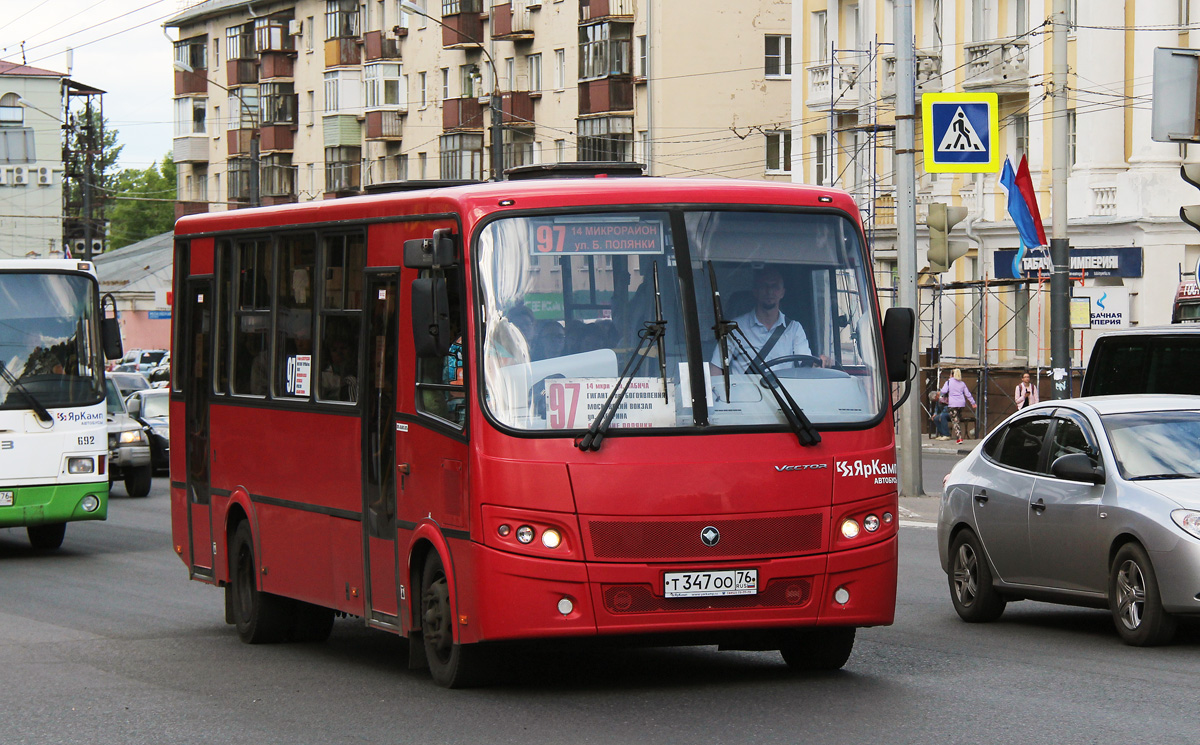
<box><xmin>0</xmin><ymin>359</ymin><xmax>53</xmax><ymax>423</ymax></box>
<box><xmin>1131</xmin><ymin>473</ymin><xmax>1198</xmax><ymax>481</ymax></box>
<box><xmin>707</xmin><ymin>262</ymin><xmax>820</xmax><ymax>447</ymax></box>
<box><xmin>576</xmin><ymin>263</ymin><xmax>669</xmax><ymax>451</ymax></box>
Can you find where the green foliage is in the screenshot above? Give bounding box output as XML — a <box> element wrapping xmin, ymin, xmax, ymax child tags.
<box><xmin>107</xmin><ymin>154</ymin><xmax>177</xmax><ymax>250</ymax></box>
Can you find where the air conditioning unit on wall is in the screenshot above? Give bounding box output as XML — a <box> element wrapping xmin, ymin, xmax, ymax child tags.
<box><xmin>12</xmin><ymin>166</ymin><xmax>27</xmax><ymax>185</ymax></box>
<box><xmin>36</xmin><ymin>167</ymin><xmax>51</xmax><ymax>185</ymax></box>
<box><xmin>288</xmin><ymin>19</ymin><xmax>303</xmax><ymax>35</ymax></box>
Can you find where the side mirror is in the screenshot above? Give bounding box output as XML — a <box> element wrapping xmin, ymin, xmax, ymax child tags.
<box><xmin>1050</xmin><ymin>452</ymin><xmax>1106</xmax><ymax>485</ymax></box>
<box><xmin>882</xmin><ymin>307</ymin><xmax>916</xmax><ymax>383</ymax></box>
<box><xmin>411</xmin><ymin>277</ymin><xmax>451</xmax><ymax>358</ymax></box>
<box><xmin>403</xmin><ymin>228</ymin><xmax>459</xmax><ymax>268</ymax></box>
<box><xmin>101</xmin><ymin>293</ymin><xmax>124</xmax><ymax>361</ymax></box>
<box><xmin>125</xmin><ymin>396</ymin><xmax>141</xmax><ymax>417</ymax></box>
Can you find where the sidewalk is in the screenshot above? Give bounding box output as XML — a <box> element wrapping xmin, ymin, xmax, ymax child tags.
<box><xmin>896</xmin><ymin>435</ymin><xmax>983</xmax><ymax>524</ymax></box>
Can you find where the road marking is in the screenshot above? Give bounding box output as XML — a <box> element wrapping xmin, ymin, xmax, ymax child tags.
<box><xmin>900</xmin><ymin>520</ymin><xmax>937</xmax><ymax>530</ymax></box>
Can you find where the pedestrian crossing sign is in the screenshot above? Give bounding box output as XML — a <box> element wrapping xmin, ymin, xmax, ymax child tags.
<box><xmin>921</xmin><ymin>92</ymin><xmax>1000</xmax><ymax>173</ymax></box>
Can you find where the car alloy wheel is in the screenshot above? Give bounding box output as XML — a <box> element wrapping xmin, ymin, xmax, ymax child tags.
<box><xmin>1114</xmin><ymin>558</ymin><xmax>1146</xmax><ymax>632</ymax></box>
<box><xmin>952</xmin><ymin>542</ymin><xmax>979</xmax><ymax>607</ymax></box>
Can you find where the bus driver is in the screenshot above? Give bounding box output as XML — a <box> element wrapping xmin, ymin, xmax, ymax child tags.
<box><xmin>708</xmin><ymin>267</ymin><xmax>821</xmax><ymax>377</ymax></box>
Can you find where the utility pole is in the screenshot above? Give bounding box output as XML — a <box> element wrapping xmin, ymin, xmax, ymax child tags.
<box><xmin>1050</xmin><ymin>0</ymin><xmax>1071</xmax><ymax>398</ymax></box>
<box><xmin>894</xmin><ymin>0</ymin><xmax>922</xmax><ymax>497</ymax></box>
<box><xmin>83</xmin><ymin>100</ymin><xmax>94</xmax><ymax>262</ymax></box>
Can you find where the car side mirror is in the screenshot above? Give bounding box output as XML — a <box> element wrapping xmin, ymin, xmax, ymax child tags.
<box><xmin>1050</xmin><ymin>452</ymin><xmax>1105</xmax><ymax>485</ymax></box>
<box><xmin>125</xmin><ymin>396</ymin><xmax>141</xmax><ymax>417</ymax></box>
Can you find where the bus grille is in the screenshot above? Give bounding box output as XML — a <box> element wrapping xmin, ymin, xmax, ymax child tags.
<box><xmin>602</xmin><ymin>577</ymin><xmax>813</xmax><ymax>614</ymax></box>
<box><xmin>586</xmin><ymin>514</ymin><xmax>823</xmax><ymax>561</ymax></box>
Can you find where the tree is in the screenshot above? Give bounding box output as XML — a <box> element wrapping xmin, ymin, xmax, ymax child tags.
<box><xmin>63</xmin><ymin>103</ymin><xmax>122</xmax><ymax>256</ymax></box>
<box><xmin>107</xmin><ymin>154</ymin><xmax>177</xmax><ymax>250</ymax></box>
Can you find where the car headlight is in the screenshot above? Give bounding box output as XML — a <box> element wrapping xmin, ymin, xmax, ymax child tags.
<box><xmin>119</xmin><ymin>429</ymin><xmax>146</xmax><ymax>444</ymax></box>
<box><xmin>1171</xmin><ymin>509</ymin><xmax>1200</xmax><ymax>540</ymax></box>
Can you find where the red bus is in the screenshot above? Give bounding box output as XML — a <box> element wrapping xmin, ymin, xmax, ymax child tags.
<box><xmin>170</xmin><ymin>171</ymin><xmax>914</xmax><ymax>686</ymax></box>
<box><xmin>1172</xmin><ymin>279</ymin><xmax>1200</xmax><ymax>323</ymax></box>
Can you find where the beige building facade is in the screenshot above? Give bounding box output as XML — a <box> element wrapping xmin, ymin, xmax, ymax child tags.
<box><xmin>166</xmin><ymin>0</ymin><xmax>796</xmax><ymax>218</ymax></box>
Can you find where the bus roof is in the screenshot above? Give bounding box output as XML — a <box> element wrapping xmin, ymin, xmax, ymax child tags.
<box><xmin>0</xmin><ymin>259</ymin><xmax>97</xmax><ymax>275</ymax></box>
<box><xmin>174</xmin><ymin>178</ymin><xmax>862</xmax><ymax>237</ymax></box>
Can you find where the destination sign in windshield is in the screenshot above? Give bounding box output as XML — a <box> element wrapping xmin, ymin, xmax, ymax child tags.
<box><xmin>530</xmin><ymin>217</ymin><xmax>665</xmax><ymax>256</ymax></box>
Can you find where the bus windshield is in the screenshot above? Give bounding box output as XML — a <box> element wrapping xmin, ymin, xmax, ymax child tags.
<box><xmin>477</xmin><ymin>208</ymin><xmax>884</xmax><ymax>433</ymax></box>
<box><xmin>0</xmin><ymin>272</ymin><xmax>105</xmax><ymax>410</ymax></box>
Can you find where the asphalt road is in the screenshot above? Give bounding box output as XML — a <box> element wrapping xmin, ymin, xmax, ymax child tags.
<box><xmin>3</xmin><ymin>476</ymin><xmax>1200</xmax><ymax>745</ymax></box>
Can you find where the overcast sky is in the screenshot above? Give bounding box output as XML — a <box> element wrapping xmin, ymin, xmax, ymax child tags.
<box><xmin>1</xmin><ymin>0</ymin><xmax>180</xmax><ymax>172</ymax></box>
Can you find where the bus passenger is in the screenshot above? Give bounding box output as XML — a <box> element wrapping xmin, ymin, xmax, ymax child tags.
<box><xmin>708</xmin><ymin>267</ymin><xmax>820</xmax><ymax>376</ymax></box>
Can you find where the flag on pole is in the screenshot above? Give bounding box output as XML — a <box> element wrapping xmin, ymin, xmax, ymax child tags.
<box><xmin>1000</xmin><ymin>155</ymin><xmax>1046</xmax><ymax>276</ymax></box>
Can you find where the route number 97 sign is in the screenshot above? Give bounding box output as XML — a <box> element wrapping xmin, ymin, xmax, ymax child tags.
<box><xmin>546</xmin><ymin>378</ymin><xmax>674</xmax><ymax>429</ymax></box>
<box><xmin>531</xmin><ymin>217</ymin><xmax>665</xmax><ymax>255</ymax></box>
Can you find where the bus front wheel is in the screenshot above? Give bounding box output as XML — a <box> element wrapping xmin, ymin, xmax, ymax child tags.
<box><xmin>27</xmin><ymin>523</ymin><xmax>66</xmax><ymax>550</ymax></box>
<box><xmin>125</xmin><ymin>466</ymin><xmax>152</xmax><ymax>498</ymax></box>
<box><xmin>229</xmin><ymin>521</ymin><xmax>291</xmax><ymax>644</ymax></box>
<box><xmin>780</xmin><ymin>627</ymin><xmax>856</xmax><ymax>671</ymax></box>
<box><xmin>420</xmin><ymin>552</ymin><xmax>491</xmax><ymax>688</ymax></box>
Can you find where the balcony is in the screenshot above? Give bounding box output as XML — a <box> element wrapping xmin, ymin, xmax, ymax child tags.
<box><xmin>366</xmin><ymin>110</ymin><xmax>405</xmax><ymax>139</ymax></box>
<box><xmin>501</xmin><ymin>91</ymin><xmax>534</xmax><ymax>126</ymax></box>
<box><xmin>259</xmin><ymin>53</ymin><xmax>295</xmax><ymax>79</ymax></box>
<box><xmin>962</xmin><ymin>38</ymin><xmax>1029</xmax><ymax>92</ymax></box>
<box><xmin>174</xmin><ymin>67</ymin><xmax>208</xmax><ymax>95</ymax></box>
<box><xmin>492</xmin><ymin>1</ymin><xmax>534</xmax><ymax>41</ymax></box>
<box><xmin>325</xmin><ymin>161</ymin><xmax>361</xmax><ymax>196</ymax></box>
<box><xmin>260</xmin><ymin>125</ymin><xmax>294</xmax><ymax>151</ymax></box>
<box><xmin>175</xmin><ymin>201</ymin><xmax>209</xmax><ymax>220</ymax></box>
<box><xmin>364</xmin><ymin>30</ymin><xmax>402</xmax><ymax>60</ymax></box>
<box><xmin>881</xmin><ymin>51</ymin><xmax>943</xmax><ymax>98</ymax></box>
<box><xmin>578</xmin><ymin>77</ymin><xmax>633</xmax><ymax>115</ymax></box>
<box><xmin>441</xmin><ymin>11</ymin><xmax>484</xmax><ymax>48</ymax></box>
<box><xmin>323</xmin><ymin>115</ymin><xmax>362</xmax><ymax>148</ymax></box>
<box><xmin>325</xmin><ymin>37</ymin><xmax>361</xmax><ymax>67</ymax></box>
<box><xmin>227</xmin><ymin>128</ymin><xmax>257</xmax><ymax>157</ymax></box>
<box><xmin>173</xmin><ymin>135</ymin><xmax>209</xmax><ymax>163</ymax></box>
<box><xmin>805</xmin><ymin>61</ymin><xmax>860</xmax><ymax>112</ymax></box>
<box><xmin>443</xmin><ymin>96</ymin><xmax>485</xmax><ymax>130</ymax></box>
<box><xmin>226</xmin><ymin>59</ymin><xmax>258</xmax><ymax>87</ymax></box>
<box><xmin>580</xmin><ymin>0</ymin><xmax>634</xmax><ymax>21</ymax></box>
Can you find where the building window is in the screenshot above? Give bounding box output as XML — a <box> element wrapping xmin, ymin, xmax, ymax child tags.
<box><xmin>577</xmin><ymin>115</ymin><xmax>633</xmax><ymax>161</ymax></box>
<box><xmin>814</xmin><ymin>133</ymin><xmax>828</xmax><ymax>185</ymax></box>
<box><xmin>1067</xmin><ymin>109</ymin><xmax>1076</xmax><ymax>168</ymax></box>
<box><xmin>323</xmin><ymin>70</ymin><xmax>362</xmax><ymax>112</ymax></box>
<box><xmin>504</xmin><ymin>130</ymin><xmax>537</xmax><ymax>170</ymax></box>
<box><xmin>442</xmin><ymin>0</ymin><xmax>483</xmax><ymax>14</ymax></box>
<box><xmin>226</xmin><ymin>23</ymin><xmax>254</xmax><ymax>60</ymax></box>
<box><xmin>765</xmin><ymin>35</ymin><xmax>791</xmax><ymax>77</ymax></box>
<box><xmin>555</xmin><ymin>138</ymin><xmax>565</xmax><ymax>161</ymax></box>
<box><xmin>554</xmin><ymin>48</ymin><xmax>566</xmax><ymax>89</ymax></box>
<box><xmin>260</xmin><ymin>83</ymin><xmax>296</xmax><ymax>126</ymax></box>
<box><xmin>326</xmin><ymin>0</ymin><xmax>360</xmax><ymax>39</ymax></box>
<box><xmin>261</xmin><ymin>153</ymin><xmax>295</xmax><ymax>197</ymax></box>
<box><xmin>459</xmin><ymin>63</ymin><xmax>480</xmax><ymax>98</ymax></box>
<box><xmin>306</xmin><ymin>16</ymin><xmax>315</xmax><ymax>50</ymax></box>
<box><xmin>440</xmin><ymin>133</ymin><xmax>484</xmax><ymax>180</ymax></box>
<box><xmin>527</xmin><ymin>53</ymin><xmax>542</xmax><ymax>93</ymax></box>
<box><xmin>231</xmin><ymin>86</ymin><xmax>258</xmax><ymax>128</ymax></box>
<box><xmin>812</xmin><ymin>11</ymin><xmax>828</xmax><ymax>62</ymax></box>
<box><xmin>636</xmin><ymin>35</ymin><xmax>647</xmax><ymax>78</ymax></box>
<box><xmin>505</xmin><ymin>57</ymin><xmax>515</xmax><ymax>91</ymax></box>
<box><xmin>765</xmin><ymin>130</ymin><xmax>791</xmax><ymax>174</ymax></box>
<box><xmin>419</xmin><ymin>71</ymin><xmax>428</xmax><ymax>107</ymax></box>
<box><xmin>579</xmin><ymin>22</ymin><xmax>632</xmax><ymax>81</ymax></box>
<box><xmin>441</xmin><ymin>67</ymin><xmax>450</xmax><ymax>102</ymax></box>
<box><xmin>173</xmin><ymin>97</ymin><xmax>207</xmax><ymax>136</ymax></box>
<box><xmin>174</xmin><ymin>36</ymin><xmax>208</xmax><ymax>70</ymax></box>
<box><xmin>1014</xmin><ymin>113</ymin><xmax>1028</xmax><ymax>160</ymax></box>
<box><xmin>228</xmin><ymin>157</ymin><xmax>253</xmax><ymax>201</ymax></box>
<box><xmin>326</xmin><ymin>146</ymin><xmax>362</xmax><ymax>191</ymax></box>
<box><xmin>255</xmin><ymin>14</ymin><xmax>295</xmax><ymax>52</ymax></box>
<box><xmin>364</xmin><ymin>63</ymin><xmax>404</xmax><ymax>108</ymax></box>
<box><xmin>306</xmin><ymin>91</ymin><xmax>315</xmax><ymax>126</ymax></box>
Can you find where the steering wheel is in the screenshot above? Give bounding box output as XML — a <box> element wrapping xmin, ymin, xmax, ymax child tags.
<box><xmin>762</xmin><ymin>354</ymin><xmax>822</xmax><ymax>370</ymax></box>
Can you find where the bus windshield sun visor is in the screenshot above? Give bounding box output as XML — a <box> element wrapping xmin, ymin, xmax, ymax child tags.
<box><xmin>707</xmin><ymin>262</ymin><xmax>820</xmax><ymax>447</ymax></box>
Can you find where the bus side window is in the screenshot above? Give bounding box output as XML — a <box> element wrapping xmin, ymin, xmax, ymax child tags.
<box><xmin>416</xmin><ymin>264</ymin><xmax>465</xmax><ymax>427</ymax></box>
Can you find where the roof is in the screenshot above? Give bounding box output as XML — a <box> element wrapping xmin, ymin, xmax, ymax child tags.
<box><xmin>0</xmin><ymin>60</ymin><xmax>64</xmax><ymax>78</ymax></box>
<box><xmin>1093</xmin><ymin>325</ymin><xmax>1200</xmax><ymax>337</ymax></box>
<box><xmin>92</xmin><ymin>231</ymin><xmax>173</xmax><ymax>296</ymax></box>
<box><xmin>1044</xmin><ymin>395</ymin><xmax>1200</xmax><ymax>416</ymax></box>
<box><xmin>165</xmin><ymin>0</ymin><xmax>270</xmax><ymax>28</ymax></box>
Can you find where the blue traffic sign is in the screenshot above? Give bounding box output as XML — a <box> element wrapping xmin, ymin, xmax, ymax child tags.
<box><xmin>921</xmin><ymin>92</ymin><xmax>1000</xmax><ymax>173</ymax></box>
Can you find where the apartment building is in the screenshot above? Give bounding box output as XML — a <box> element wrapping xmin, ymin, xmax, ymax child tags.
<box><xmin>165</xmin><ymin>0</ymin><xmax>795</xmax><ymax>218</ymax></box>
<box><xmin>0</xmin><ymin>62</ymin><xmax>67</xmax><ymax>259</ymax></box>
<box><xmin>793</xmin><ymin>0</ymin><xmax>1200</xmax><ymax>373</ymax></box>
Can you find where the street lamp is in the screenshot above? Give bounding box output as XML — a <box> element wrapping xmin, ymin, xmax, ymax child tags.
<box><xmin>172</xmin><ymin>60</ymin><xmax>260</xmax><ymax>207</ymax></box>
<box><xmin>399</xmin><ymin>0</ymin><xmax>504</xmax><ymax>181</ymax></box>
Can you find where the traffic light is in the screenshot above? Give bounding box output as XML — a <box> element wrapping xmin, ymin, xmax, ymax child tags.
<box><xmin>1180</xmin><ymin>165</ymin><xmax>1200</xmax><ymax>231</ymax></box>
<box><xmin>927</xmin><ymin>201</ymin><xmax>969</xmax><ymax>273</ymax></box>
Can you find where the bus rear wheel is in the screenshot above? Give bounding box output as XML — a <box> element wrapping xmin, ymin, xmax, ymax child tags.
<box><xmin>125</xmin><ymin>466</ymin><xmax>152</xmax><ymax>498</ymax></box>
<box><xmin>420</xmin><ymin>552</ymin><xmax>490</xmax><ymax>688</ymax></box>
<box><xmin>229</xmin><ymin>521</ymin><xmax>291</xmax><ymax>644</ymax></box>
<box><xmin>779</xmin><ymin>627</ymin><xmax>856</xmax><ymax>671</ymax></box>
<box><xmin>27</xmin><ymin>523</ymin><xmax>66</xmax><ymax>550</ymax></box>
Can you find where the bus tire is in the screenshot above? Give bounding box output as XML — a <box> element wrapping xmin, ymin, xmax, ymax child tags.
<box><xmin>780</xmin><ymin>627</ymin><xmax>856</xmax><ymax>671</ymax></box>
<box><xmin>420</xmin><ymin>552</ymin><xmax>490</xmax><ymax>688</ymax></box>
<box><xmin>27</xmin><ymin>523</ymin><xmax>66</xmax><ymax>551</ymax></box>
<box><xmin>289</xmin><ymin>601</ymin><xmax>335</xmax><ymax>643</ymax></box>
<box><xmin>125</xmin><ymin>465</ymin><xmax>152</xmax><ymax>498</ymax></box>
<box><xmin>229</xmin><ymin>521</ymin><xmax>290</xmax><ymax>644</ymax></box>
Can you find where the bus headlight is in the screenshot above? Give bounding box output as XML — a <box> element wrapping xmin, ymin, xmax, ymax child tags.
<box><xmin>516</xmin><ymin>525</ymin><xmax>535</xmax><ymax>544</ymax></box>
<box><xmin>840</xmin><ymin>519</ymin><xmax>860</xmax><ymax>539</ymax></box>
<box><xmin>67</xmin><ymin>457</ymin><xmax>95</xmax><ymax>474</ymax></box>
<box><xmin>541</xmin><ymin>529</ymin><xmax>562</xmax><ymax>549</ymax></box>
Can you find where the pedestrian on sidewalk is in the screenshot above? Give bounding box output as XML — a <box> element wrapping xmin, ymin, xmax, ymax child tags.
<box><xmin>1015</xmin><ymin>371</ymin><xmax>1039</xmax><ymax>409</ymax></box>
<box><xmin>939</xmin><ymin>369</ymin><xmax>976</xmax><ymax>445</ymax></box>
<box><xmin>927</xmin><ymin>390</ymin><xmax>952</xmax><ymax>439</ymax></box>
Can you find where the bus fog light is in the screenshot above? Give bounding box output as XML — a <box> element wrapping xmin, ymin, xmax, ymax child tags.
<box><xmin>840</xmin><ymin>519</ymin><xmax>860</xmax><ymax>539</ymax></box>
<box><xmin>834</xmin><ymin>586</ymin><xmax>850</xmax><ymax>605</ymax></box>
<box><xmin>516</xmin><ymin>525</ymin><xmax>535</xmax><ymax>544</ymax></box>
<box><xmin>67</xmin><ymin>457</ymin><xmax>94</xmax><ymax>474</ymax></box>
<box><xmin>541</xmin><ymin>529</ymin><xmax>562</xmax><ymax>549</ymax></box>
<box><xmin>497</xmin><ymin>524</ymin><xmax>511</xmax><ymax>537</ymax></box>
<box><xmin>557</xmin><ymin>597</ymin><xmax>573</xmax><ymax>616</ymax></box>
<box><xmin>883</xmin><ymin>512</ymin><xmax>894</xmax><ymax>524</ymax></box>
<box><xmin>80</xmin><ymin>495</ymin><xmax>100</xmax><ymax>512</ymax></box>
<box><xmin>864</xmin><ymin>515</ymin><xmax>880</xmax><ymax>532</ymax></box>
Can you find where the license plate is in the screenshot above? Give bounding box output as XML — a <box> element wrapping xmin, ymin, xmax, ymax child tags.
<box><xmin>0</xmin><ymin>491</ymin><xmax>13</xmax><ymax>507</ymax></box>
<box><xmin>664</xmin><ymin>569</ymin><xmax>758</xmax><ymax>598</ymax></box>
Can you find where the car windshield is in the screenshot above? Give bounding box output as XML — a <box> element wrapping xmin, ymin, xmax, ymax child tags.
<box><xmin>1102</xmin><ymin>411</ymin><xmax>1200</xmax><ymax>480</ymax></box>
<box><xmin>105</xmin><ymin>379</ymin><xmax>127</xmax><ymax>415</ymax></box>
<box><xmin>0</xmin><ymin>271</ymin><xmax>105</xmax><ymax>409</ymax></box>
<box><xmin>475</xmin><ymin>208</ymin><xmax>884</xmax><ymax>433</ymax></box>
<box><xmin>141</xmin><ymin>393</ymin><xmax>170</xmax><ymax>418</ymax></box>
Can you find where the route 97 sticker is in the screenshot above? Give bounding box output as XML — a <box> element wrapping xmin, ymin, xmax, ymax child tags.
<box><xmin>835</xmin><ymin>458</ymin><xmax>898</xmax><ymax>485</ymax></box>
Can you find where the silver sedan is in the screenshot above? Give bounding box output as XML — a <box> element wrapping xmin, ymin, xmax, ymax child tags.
<box><xmin>938</xmin><ymin>395</ymin><xmax>1200</xmax><ymax>646</ymax></box>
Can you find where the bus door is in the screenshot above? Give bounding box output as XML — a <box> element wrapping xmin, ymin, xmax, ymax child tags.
<box><xmin>362</xmin><ymin>271</ymin><xmax>401</xmax><ymax>627</ymax></box>
<box><xmin>184</xmin><ymin>277</ymin><xmax>214</xmax><ymax>577</ymax></box>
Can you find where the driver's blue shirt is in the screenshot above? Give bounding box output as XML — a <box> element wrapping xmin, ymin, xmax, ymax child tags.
<box><xmin>710</xmin><ymin>310</ymin><xmax>812</xmax><ymax>371</ymax></box>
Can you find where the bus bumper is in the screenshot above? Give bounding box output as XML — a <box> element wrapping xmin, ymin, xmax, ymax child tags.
<box><xmin>461</xmin><ymin>536</ymin><xmax>897</xmax><ymax>644</ymax></box>
<box><xmin>0</xmin><ymin>481</ymin><xmax>109</xmax><ymax>528</ymax></box>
